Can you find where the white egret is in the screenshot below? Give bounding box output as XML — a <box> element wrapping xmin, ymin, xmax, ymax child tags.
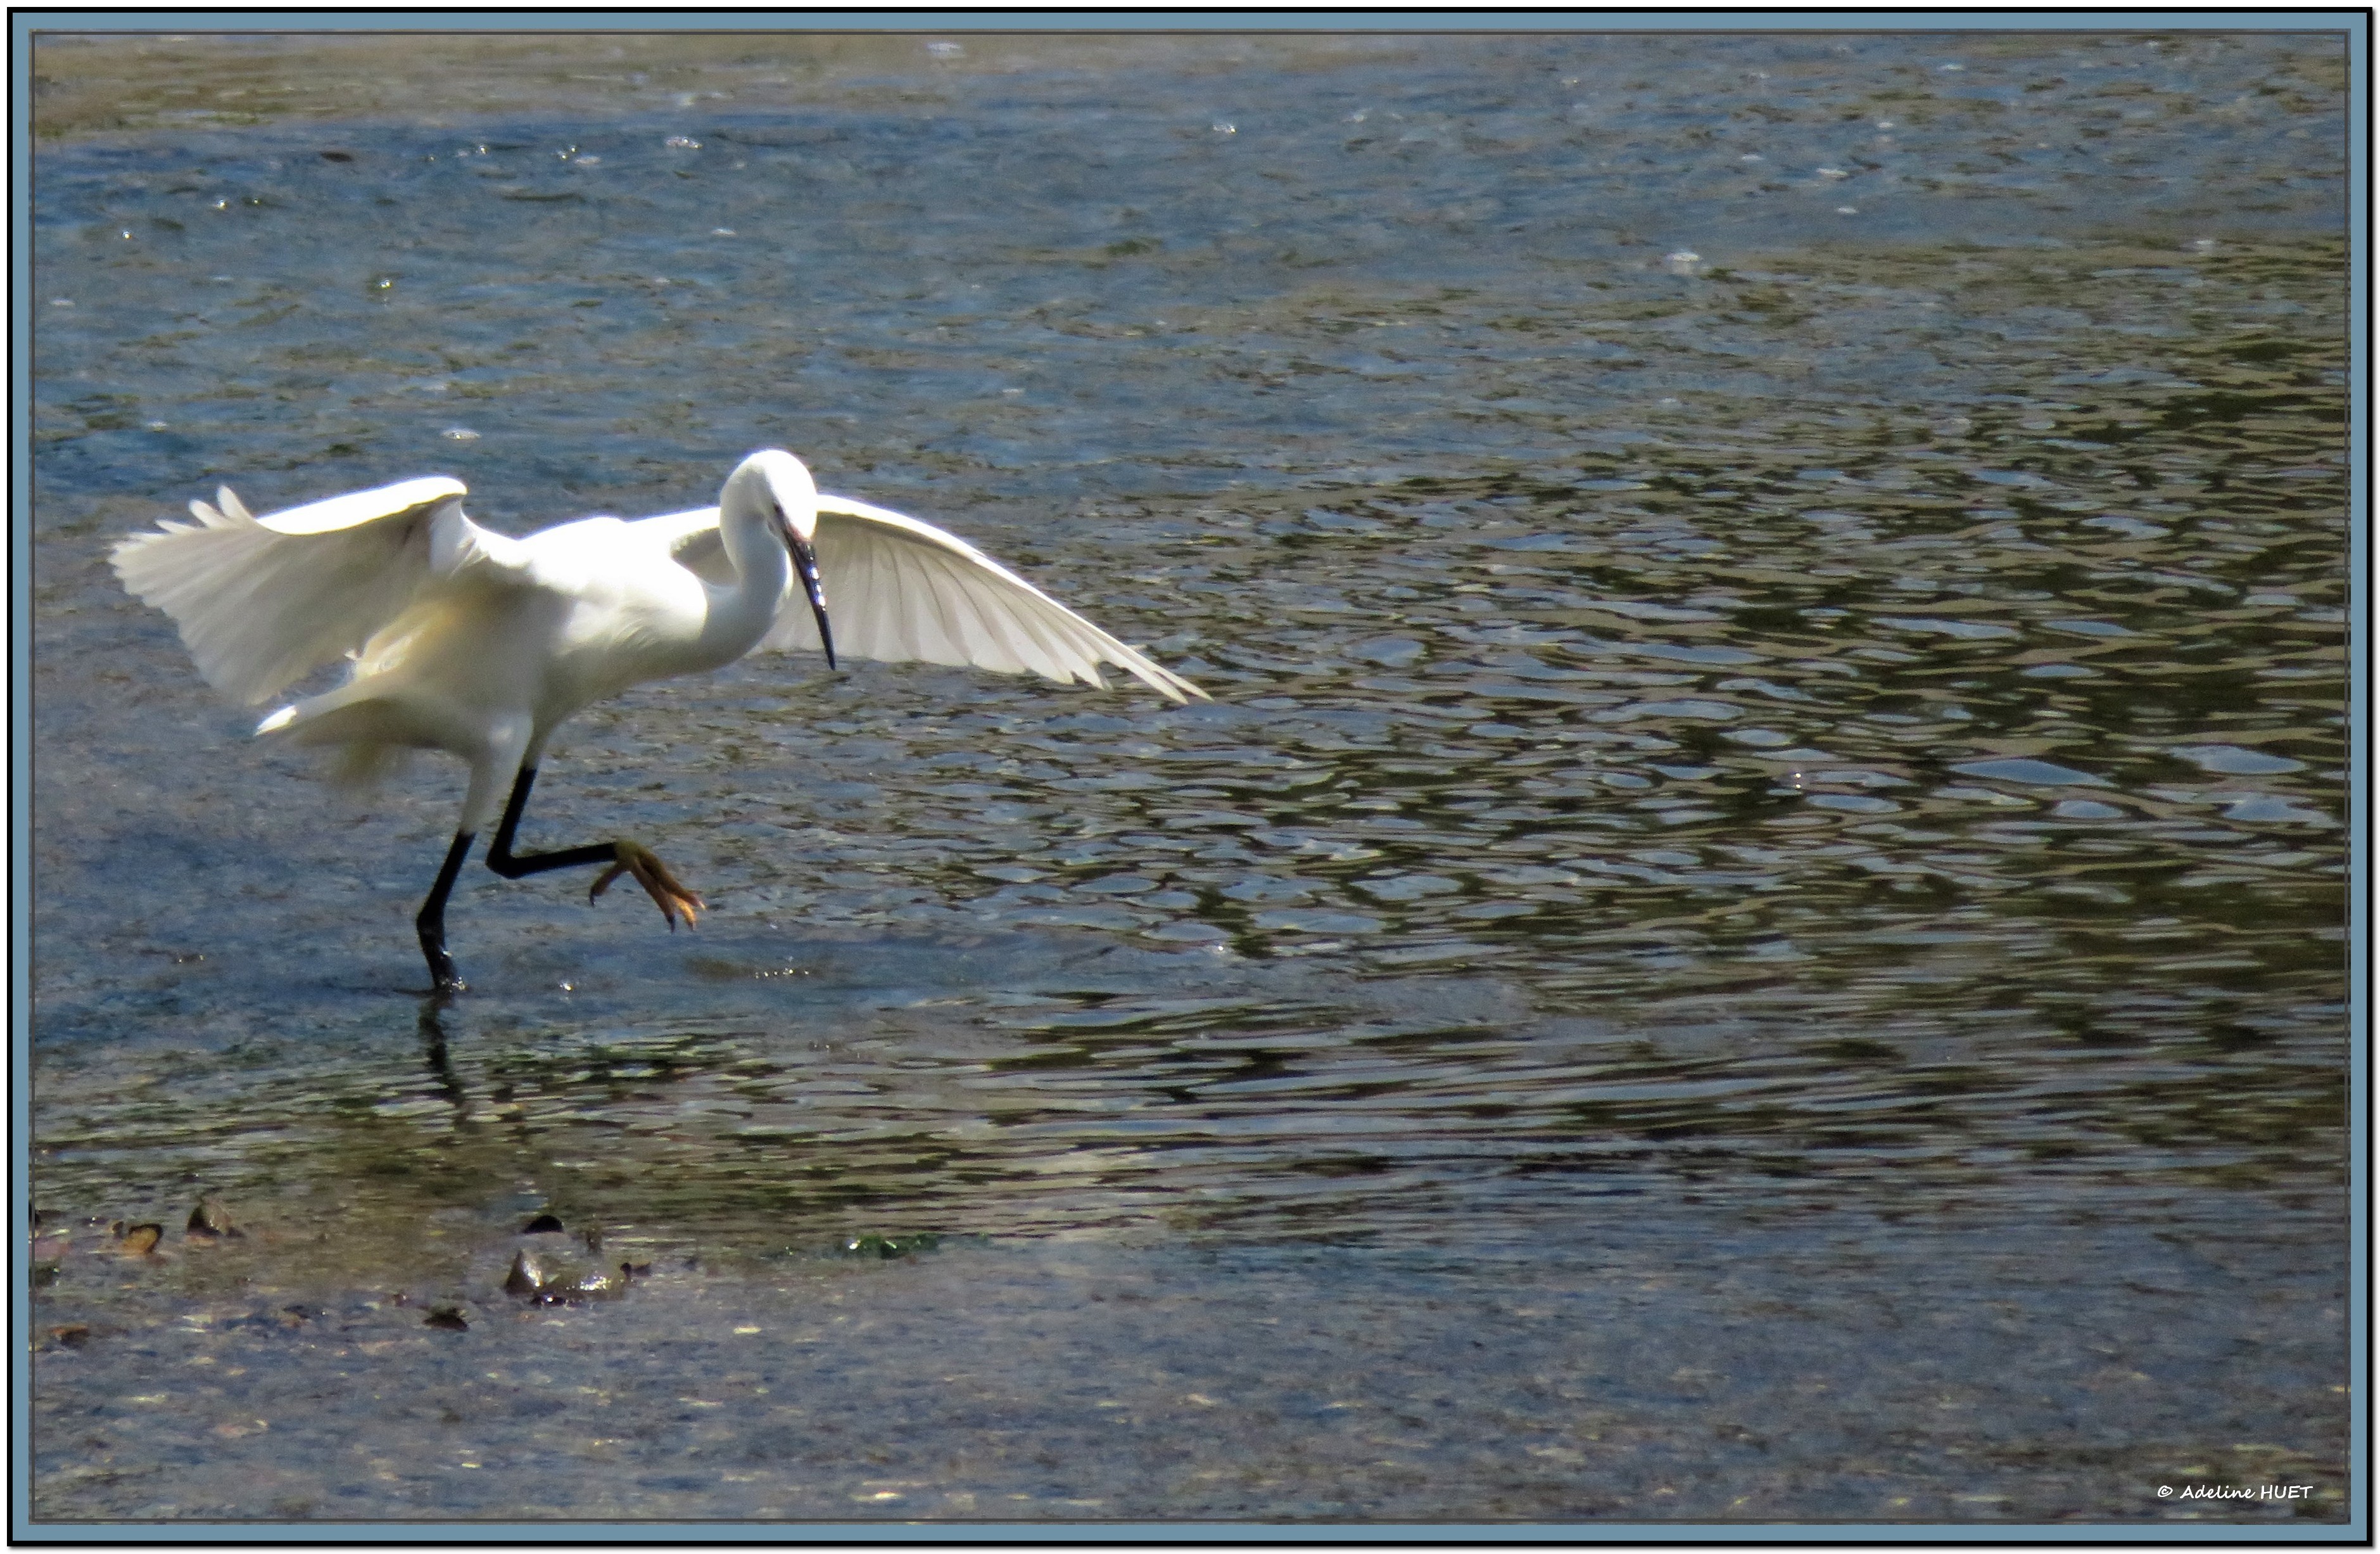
<box><xmin>111</xmin><ymin>449</ymin><xmax>1206</xmax><ymax>992</ymax></box>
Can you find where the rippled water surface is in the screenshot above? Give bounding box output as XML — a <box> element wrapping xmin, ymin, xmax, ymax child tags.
<box><xmin>28</xmin><ymin>29</ymin><xmax>2350</xmax><ymax>1526</ymax></box>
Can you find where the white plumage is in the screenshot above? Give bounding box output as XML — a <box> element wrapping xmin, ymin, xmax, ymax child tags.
<box><xmin>651</xmin><ymin>490</ymin><xmax>1205</xmax><ymax>698</ymax></box>
<box><xmin>110</xmin><ymin>449</ymin><xmax>1205</xmax><ymax>991</ymax></box>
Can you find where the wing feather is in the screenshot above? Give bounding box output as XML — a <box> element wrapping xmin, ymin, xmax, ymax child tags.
<box><xmin>640</xmin><ymin>507</ymin><xmax>737</xmax><ymax>587</ymax></box>
<box><xmin>609</xmin><ymin>489</ymin><xmax>1203</xmax><ymax>702</ymax></box>
<box><xmin>905</xmin><ymin>547</ymin><xmax>971</xmax><ymax>668</ymax></box>
<box><xmin>751</xmin><ymin>493</ymin><xmax>1203</xmax><ymax>703</ymax></box>
<box><xmin>110</xmin><ymin>475</ymin><xmax>528</xmax><ymax>704</ymax></box>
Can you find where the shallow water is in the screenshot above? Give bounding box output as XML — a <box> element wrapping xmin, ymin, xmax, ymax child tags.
<box><xmin>28</xmin><ymin>29</ymin><xmax>2350</xmax><ymax>1526</ymax></box>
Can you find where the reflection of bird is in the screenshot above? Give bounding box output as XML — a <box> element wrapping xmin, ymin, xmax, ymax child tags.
<box><xmin>112</xmin><ymin>449</ymin><xmax>1205</xmax><ymax>993</ymax></box>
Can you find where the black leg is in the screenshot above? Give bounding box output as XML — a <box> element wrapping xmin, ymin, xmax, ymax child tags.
<box><xmin>483</xmin><ymin>765</ymin><xmax>707</xmax><ymax>931</ymax></box>
<box><xmin>417</xmin><ymin>830</ymin><xmax>476</xmax><ymax>993</ymax></box>
<box><xmin>486</xmin><ymin>767</ymin><xmax>616</xmax><ymax>880</ymax></box>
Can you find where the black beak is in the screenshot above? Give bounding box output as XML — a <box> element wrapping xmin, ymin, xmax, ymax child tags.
<box><xmin>788</xmin><ymin>533</ymin><xmax>837</xmax><ymax>670</ymax></box>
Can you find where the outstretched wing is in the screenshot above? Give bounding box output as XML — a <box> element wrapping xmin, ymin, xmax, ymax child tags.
<box><xmin>652</xmin><ymin>496</ymin><xmax>1205</xmax><ymax>703</ymax></box>
<box><xmin>779</xmin><ymin>494</ymin><xmax>1205</xmax><ymax>703</ymax></box>
<box><xmin>110</xmin><ymin>474</ymin><xmax>529</xmax><ymax>705</ymax></box>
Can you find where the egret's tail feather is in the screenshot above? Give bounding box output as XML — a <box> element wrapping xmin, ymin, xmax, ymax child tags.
<box><xmin>258</xmin><ymin>687</ymin><xmax>417</xmax><ymax>796</ymax></box>
<box><xmin>328</xmin><ymin>741</ymin><xmax>413</xmax><ymax>795</ymax></box>
<box><xmin>258</xmin><ymin>683</ymin><xmax>392</xmax><ymax>745</ymax></box>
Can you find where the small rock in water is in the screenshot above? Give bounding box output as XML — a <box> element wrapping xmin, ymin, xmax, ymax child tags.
<box><xmin>425</xmin><ymin>1306</ymin><xmax>469</xmax><ymax>1332</ymax></box>
<box><xmin>506</xmin><ymin>1245</ymin><xmax>618</xmax><ymax>1302</ymax></box>
<box><xmin>521</xmin><ymin>1213</ymin><xmax>566</xmax><ymax>1234</ymax></box>
<box><xmin>115</xmin><ymin>1223</ymin><xmax>163</xmax><ymax>1256</ymax></box>
<box><xmin>187</xmin><ymin>1196</ymin><xmax>242</xmax><ymax>1239</ymax></box>
<box><xmin>505</xmin><ymin>1249</ymin><xmax>548</xmax><ymax>1297</ymax></box>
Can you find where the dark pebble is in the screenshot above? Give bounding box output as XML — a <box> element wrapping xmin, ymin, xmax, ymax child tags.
<box><xmin>187</xmin><ymin>1196</ymin><xmax>242</xmax><ymax>1239</ymax></box>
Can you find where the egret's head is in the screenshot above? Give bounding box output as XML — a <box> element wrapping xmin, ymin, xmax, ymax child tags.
<box><xmin>730</xmin><ymin>449</ymin><xmax>835</xmax><ymax>670</ymax></box>
<box><xmin>735</xmin><ymin>449</ymin><xmax>820</xmax><ymax>544</ymax></box>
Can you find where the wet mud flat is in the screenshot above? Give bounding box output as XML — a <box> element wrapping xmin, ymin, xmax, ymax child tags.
<box><xmin>28</xmin><ymin>25</ymin><xmax>2351</xmax><ymax>1531</ymax></box>
<box><xmin>30</xmin><ymin>1193</ymin><xmax>2346</xmax><ymax>1525</ymax></box>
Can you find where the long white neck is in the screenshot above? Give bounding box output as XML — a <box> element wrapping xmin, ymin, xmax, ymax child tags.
<box><xmin>702</xmin><ymin>464</ymin><xmax>794</xmax><ymax>656</ymax></box>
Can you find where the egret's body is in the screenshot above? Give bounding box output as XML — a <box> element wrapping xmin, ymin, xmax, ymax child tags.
<box><xmin>112</xmin><ymin>450</ymin><xmax>1203</xmax><ymax>991</ymax></box>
